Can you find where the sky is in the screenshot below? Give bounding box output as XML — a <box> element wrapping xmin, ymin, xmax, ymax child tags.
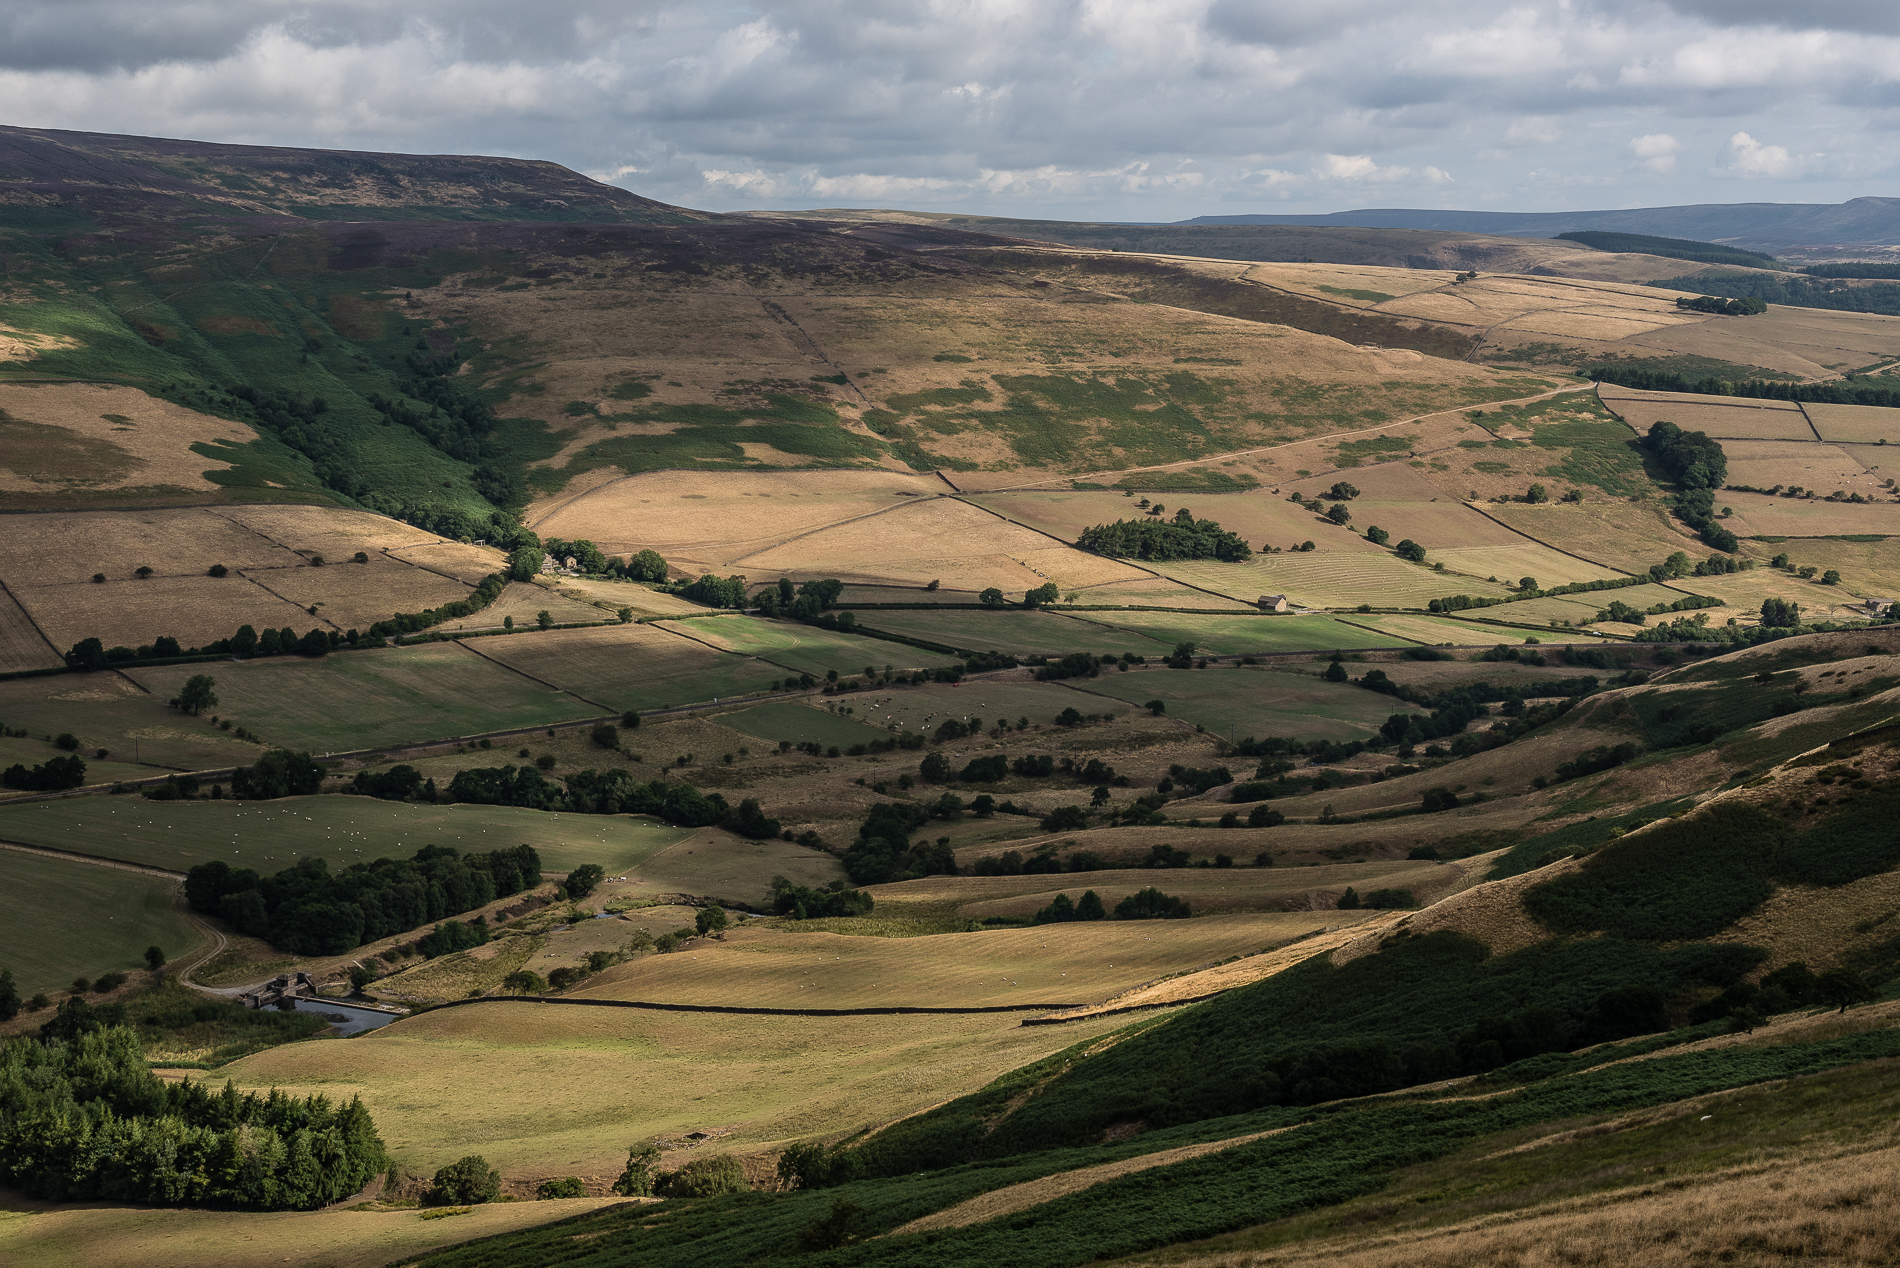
<box><xmin>4</xmin><ymin>0</ymin><xmax>1900</xmax><ymax>221</ymax></box>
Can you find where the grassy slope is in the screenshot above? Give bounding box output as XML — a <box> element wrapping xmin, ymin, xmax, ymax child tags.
<box><xmin>0</xmin><ymin>849</ymin><xmax>200</xmax><ymax>994</ymax></box>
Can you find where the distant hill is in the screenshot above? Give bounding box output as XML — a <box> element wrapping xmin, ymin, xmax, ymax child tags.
<box><xmin>0</xmin><ymin>125</ymin><xmax>709</xmax><ymax>227</ymax></box>
<box><xmin>1179</xmin><ymin>197</ymin><xmax>1900</xmax><ymax>252</ymax></box>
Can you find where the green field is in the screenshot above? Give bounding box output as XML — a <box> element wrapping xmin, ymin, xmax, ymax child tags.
<box><xmin>0</xmin><ymin>849</ymin><xmax>202</xmax><ymax>994</ymax></box>
<box><xmin>1092</xmin><ymin>611</ymin><xmax>1413</xmax><ymax>655</ymax></box>
<box><xmin>0</xmin><ymin>796</ymin><xmax>695</xmax><ymax>877</ymax></box>
<box><xmin>1070</xmin><ymin>665</ymin><xmax>1399</xmax><ymax>740</ymax></box>
<box><xmin>129</xmin><ymin>643</ymin><xmax>598</xmax><ymax>755</ymax></box>
<box><xmin>658</xmin><ymin>616</ymin><xmax>962</xmax><ymax>676</ymax></box>
<box><xmin>856</xmin><ymin>609</ymin><xmax>1176</xmax><ymax>657</ymax></box>
<box><xmin>467</xmin><ymin>625</ymin><xmax>783</xmax><ymax>713</ymax></box>
<box><xmin>846</xmin><ymin>679</ymin><xmax>1137</xmax><ymax>733</ymax></box>
<box><xmin>717</xmin><ymin>700</ymin><xmax>894</xmax><ymax>748</ymax></box>
<box><xmin>0</xmin><ymin>673</ymin><xmax>265</xmax><ymax>774</ymax></box>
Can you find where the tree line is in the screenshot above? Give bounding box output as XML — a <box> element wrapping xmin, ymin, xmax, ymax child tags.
<box><xmin>450</xmin><ymin>763</ymin><xmax>781</xmax><ymax>839</ymax></box>
<box><xmin>1591</xmin><ymin>363</ymin><xmax>1900</xmax><ymax>408</ymax></box>
<box><xmin>0</xmin><ymin>1023</ymin><xmax>384</xmax><ymax>1209</ymax></box>
<box><xmin>185</xmin><ymin>842</ymin><xmax>542</xmax><ymax>956</ymax></box>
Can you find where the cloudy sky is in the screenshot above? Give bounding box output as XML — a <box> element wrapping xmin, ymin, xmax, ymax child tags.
<box><xmin>4</xmin><ymin>0</ymin><xmax>1899</xmax><ymax>220</ymax></box>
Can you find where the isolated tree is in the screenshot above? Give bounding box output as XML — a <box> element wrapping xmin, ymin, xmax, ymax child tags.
<box><xmin>1322</xmin><ymin>660</ymin><xmax>1348</xmax><ymax>682</ymax></box>
<box><xmin>617</xmin><ymin>607</ymin><xmax>634</xmax><ymax>624</ymax></box>
<box><xmin>1420</xmin><ymin>787</ymin><xmax>1460</xmax><ymax>812</ymax></box>
<box><xmin>1395</xmin><ymin>539</ymin><xmax>1427</xmax><ymax>563</ymax></box>
<box><xmin>177</xmin><ymin>674</ymin><xmax>219</xmax><ymax>716</ymax></box>
<box><xmin>536</xmin><ymin>609</ymin><xmax>554</xmax><ymax>630</ymax></box>
<box><xmin>90</xmin><ymin>573</ymin><xmax>105</xmax><ymax>584</ymax></box>
<box><xmin>979</xmin><ymin>587</ymin><xmax>1005</xmax><ymax>607</ymax></box>
<box><xmin>1818</xmin><ymin>968</ymin><xmax>1876</xmax><ymax>1014</ymax></box>
<box><xmin>1365</xmin><ymin>525</ymin><xmax>1390</xmax><ymax>546</ymax></box>
<box><xmin>1144</xmin><ymin>699</ymin><xmax>1166</xmax><ymax>715</ymax></box>
<box><xmin>206</xmin><ymin>564</ymin><xmax>228</xmax><ymax>577</ymax></box>
<box><xmin>429</xmin><ymin>1155</ymin><xmax>501</xmax><ymax>1205</ymax></box>
<box><xmin>1326</xmin><ymin>481</ymin><xmax>1360</xmax><ymax>500</ymax></box>
<box><xmin>621</xmin><ymin>710</ymin><xmax>641</xmax><ymax>729</ymax></box>
<box><xmin>1821</xmin><ymin>569</ymin><xmax>1842</xmax><ymax>586</ymax></box>
<box><xmin>1023</xmin><ymin>582</ymin><xmax>1060</xmax><ymax>608</ymax></box>
<box><xmin>353</xmin><ymin>551</ymin><xmax>370</xmax><ymax>563</ymax></box>
<box><xmin>537</xmin><ymin>1177</ymin><xmax>587</xmax><ymax>1199</ymax></box>
<box><xmin>503</xmin><ymin>615</ymin><xmax>515</xmax><ymax>631</ymax></box>
<box><xmin>591</xmin><ymin>724</ymin><xmax>619</xmax><ymax>749</ymax></box>
<box><xmin>1337</xmin><ymin>886</ymin><xmax>1361</xmax><ymax>910</ymax></box>
<box><xmin>1525</xmin><ymin>483</ymin><xmax>1549</xmax><ymax>503</ymax></box>
<box><xmin>134</xmin><ymin>565</ymin><xmax>154</xmax><ymax>579</ymax></box>
<box><xmin>502</xmin><ymin>969</ymin><xmax>546</xmax><ymax>995</ymax></box>
<box><xmin>1760</xmin><ymin>597</ymin><xmax>1801</xmax><ymax>628</ymax></box>
<box><xmin>695</xmin><ymin>906</ymin><xmax>729</xmax><ymax>938</ymax></box>
<box><xmin>797</xmin><ymin>1197</ymin><xmax>868</xmax><ymax>1252</ymax></box>
<box><xmin>565</xmin><ymin>864</ymin><xmax>605</xmax><ymax>899</ymax></box>
<box><xmin>1325</xmin><ymin>503</ymin><xmax>1352</xmax><ymax>525</ymax></box>
<box><xmin>143</xmin><ymin>946</ymin><xmax>166</xmax><ymax>973</ymax></box>
<box><xmin>1518</xmin><ymin>576</ymin><xmax>1539</xmax><ymax>593</ymax></box>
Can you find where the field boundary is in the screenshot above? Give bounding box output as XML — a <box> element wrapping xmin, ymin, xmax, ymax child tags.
<box><xmin>0</xmin><ymin>575</ymin><xmax>66</xmax><ymax>665</ymax></box>
<box><xmin>449</xmin><ymin>637</ymin><xmax>618</xmax><ymax>712</ymax></box>
<box><xmin>416</xmin><ymin>994</ymin><xmax>1085</xmax><ymax>1020</ymax></box>
<box><xmin>0</xmin><ymin>836</ymin><xmax>186</xmax><ymax>879</ymax></box>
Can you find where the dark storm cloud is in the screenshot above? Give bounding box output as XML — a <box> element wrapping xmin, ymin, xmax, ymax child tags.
<box><xmin>0</xmin><ymin>0</ymin><xmax>1897</xmax><ymax>217</ymax></box>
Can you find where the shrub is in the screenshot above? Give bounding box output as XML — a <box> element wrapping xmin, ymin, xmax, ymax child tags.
<box><xmin>611</xmin><ymin>1144</ymin><xmax>662</xmax><ymax>1196</ymax></box>
<box><xmin>653</xmin><ymin>1153</ymin><xmax>747</xmax><ymax>1198</ymax></box>
<box><xmin>591</xmin><ymin>724</ymin><xmax>618</xmax><ymax>749</ymax></box>
<box><xmin>429</xmin><ymin>1155</ymin><xmax>500</xmax><ymax>1205</ymax></box>
<box><xmin>536</xmin><ymin>1176</ymin><xmax>587</xmax><ymax>1199</ymax></box>
<box><xmin>1113</xmin><ymin>887</ymin><xmax>1191</xmax><ymax>920</ymax></box>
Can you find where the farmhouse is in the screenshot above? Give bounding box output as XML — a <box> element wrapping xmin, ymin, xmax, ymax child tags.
<box><xmin>1258</xmin><ymin>594</ymin><xmax>1290</xmax><ymax>612</ymax></box>
<box><xmin>1862</xmin><ymin>598</ymin><xmax>1894</xmax><ymax>615</ymax></box>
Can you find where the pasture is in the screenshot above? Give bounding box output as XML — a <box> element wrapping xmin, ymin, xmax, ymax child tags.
<box><xmin>1066</xmin><ymin>577</ymin><xmax>1266</xmax><ymax>609</ymax></box>
<box><xmin>430</xmin><ymin>579</ymin><xmax>602</xmax><ymax>633</ymax></box>
<box><xmin>1340</xmin><ymin>612</ymin><xmax>1556</xmax><ymax>645</ymax></box>
<box><xmin>0</xmin><ymin>381</ymin><xmax>259</xmax><ymax>505</ymax></box>
<box><xmin>216</xmin><ymin>1002</ymin><xmax>1133</xmax><ymax>1176</ymax></box>
<box><xmin>1091</xmin><ymin>610</ymin><xmax>1403</xmax><ymax>655</ymax></box>
<box><xmin>1620</xmin><ymin>303</ymin><xmax>1900</xmax><ymax>379</ymax></box>
<box><xmin>1718</xmin><ymin>441</ymin><xmax>1889</xmax><ymax>501</ymax></box>
<box><xmin>842</xmin><ymin>679</ymin><xmax>1134</xmax><ymax>733</ymax></box>
<box><xmin>0</xmin><ymin>671</ymin><xmax>263</xmax><ymax>773</ymax></box>
<box><xmin>856</xmin><ymin>609</ymin><xmax>1174</xmax><ymax>657</ymax></box>
<box><xmin>0</xmin><ymin>848</ymin><xmax>201</xmax><ymax>994</ymax></box>
<box><xmin>657</xmin><ymin>615</ymin><xmax>960</xmax><ymax>677</ymax></box>
<box><xmin>129</xmin><ymin>642</ymin><xmax>597</xmax><ymax>754</ymax></box>
<box><xmin>717</xmin><ymin>700</ymin><xmax>894</xmax><ymax>748</ymax></box>
<box><xmin>0</xmin><ymin>508</ymin><xmax>305</xmax><ymax>586</ymax></box>
<box><xmin>617</xmin><ymin>828</ymin><xmax>845</xmax><ymax>906</ymax></box>
<box><xmin>1425</xmin><ymin>543</ymin><xmax>1622</xmax><ymax>589</ymax></box>
<box><xmin>384</xmin><ymin>540</ymin><xmax>511</xmax><ymax>586</ymax></box>
<box><xmin>0</xmin><ymin>795</ymin><xmax>696</xmax><ymax>876</ymax></box>
<box><xmin>214</xmin><ymin>504</ymin><xmax>444</xmax><ymax>555</ymax></box>
<box><xmin>1720</xmin><ymin>490</ymin><xmax>1900</xmax><ymax>539</ymax></box>
<box><xmin>1072</xmin><ymin>664</ymin><xmax>1400</xmax><ymax>739</ymax></box>
<box><xmin>253</xmin><ymin>556</ymin><xmax>472</xmax><ymax>631</ymax></box>
<box><xmin>968</xmin><ymin>489</ymin><xmax>1335</xmax><ymax>553</ymax></box>
<box><xmin>1484</xmin><ymin>500</ymin><xmax>1704</xmax><ymax>574</ymax></box>
<box><xmin>0</xmin><ymin>735</ymin><xmax>151</xmax><ymax>788</ymax></box>
<box><xmin>576</xmin><ymin>913</ymin><xmax>1299</xmax><ymax>1009</ymax></box>
<box><xmin>464</xmin><ymin>623</ymin><xmax>780</xmax><ymax>712</ymax></box>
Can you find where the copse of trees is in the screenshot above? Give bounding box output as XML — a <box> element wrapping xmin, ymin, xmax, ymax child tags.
<box><xmin>1077</xmin><ymin>510</ymin><xmax>1252</xmax><ymax>562</ymax></box>
<box><xmin>185</xmin><ymin>842</ymin><xmax>541</xmax><ymax>956</ymax></box>
<box><xmin>0</xmin><ymin>1024</ymin><xmax>385</xmax><ymax>1209</ymax></box>
<box><xmin>1644</xmin><ymin>421</ymin><xmax>1728</xmax><ymax>490</ymax></box>
<box><xmin>1</xmin><ymin>754</ymin><xmax>86</xmax><ymax>791</ymax></box>
<box><xmin>1675</xmin><ymin>294</ymin><xmax>1767</xmax><ymax>316</ymax></box>
<box><xmin>772</xmin><ymin>875</ymin><xmax>875</xmax><ymax>919</ymax></box>
<box><xmin>1589</xmin><ymin>363</ymin><xmax>1900</xmax><ymax>408</ymax></box>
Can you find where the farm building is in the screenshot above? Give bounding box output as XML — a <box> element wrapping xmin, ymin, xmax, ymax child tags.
<box><xmin>1258</xmin><ymin>594</ymin><xmax>1290</xmax><ymax>612</ymax></box>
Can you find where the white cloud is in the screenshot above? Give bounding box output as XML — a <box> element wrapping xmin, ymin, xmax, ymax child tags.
<box><xmin>1630</xmin><ymin>133</ymin><xmax>1680</xmax><ymax>173</ymax></box>
<box><xmin>0</xmin><ymin>1</ymin><xmax>1896</xmax><ymax>218</ymax></box>
<box><xmin>1728</xmin><ymin>131</ymin><xmax>1799</xmax><ymax>177</ymax></box>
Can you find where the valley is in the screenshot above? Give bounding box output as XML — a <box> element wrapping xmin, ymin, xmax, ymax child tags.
<box><xmin>4</xmin><ymin>127</ymin><xmax>1900</xmax><ymax>1268</ymax></box>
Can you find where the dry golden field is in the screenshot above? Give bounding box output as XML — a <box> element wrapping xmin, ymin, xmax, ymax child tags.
<box><xmin>0</xmin><ymin>508</ymin><xmax>307</xmax><ymax>584</ymax></box>
<box><xmin>1715</xmin><ymin>441</ymin><xmax>1889</xmax><ymax>499</ymax></box>
<box><xmin>13</xmin><ymin>574</ymin><xmax>326</xmax><ymax>650</ymax></box>
<box><xmin>0</xmin><ymin>381</ymin><xmax>259</xmax><ymax>505</ymax></box>
<box><xmin>212</xmin><ymin>504</ymin><xmax>445</xmax><ymax>556</ymax></box>
<box><xmin>1425</xmin><ymin>543</ymin><xmax>1623</xmax><ymax>588</ymax></box>
<box><xmin>384</xmin><ymin>539</ymin><xmax>509</xmax><ymax>585</ymax></box>
<box><xmin>460</xmin><ymin>621</ymin><xmax>778</xmax><ymax>711</ymax></box>
<box><xmin>1066</xmin><ymin>577</ymin><xmax>1260</xmax><ymax>609</ymax></box>
<box><xmin>1618</xmin><ymin>303</ymin><xmax>1900</xmax><ymax>378</ymax></box>
<box><xmin>574</xmin><ymin>914</ymin><xmax>1296</xmax><ymax>1009</ymax></box>
<box><xmin>732</xmin><ymin>496</ymin><xmax>1147</xmax><ymax>591</ymax></box>
<box><xmin>1484</xmin><ymin>500</ymin><xmax>1706</xmax><ymax>573</ymax></box>
<box><xmin>429</xmin><ymin>579</ymin><xmax>602</xmax><ymax>632</ymax></box>
<box><xmin>1156</xmin><ymin>551</ymin><xmax>1509</xmax><ymax>610</ymax></box>
<box><xmin>251</xmin><ymin>555</ymin><xmax>471</xmax><ymax>630</ymax></box>
<box><xmin>1599</xmin><ymin>390</ymin><xmax>1816</xmax><ymax>440</ymax></box>
<box><xmin>1720</xmin><ymin>489</ymin><xmax>1900</xmax><ymax>537</ymax></box>
<box><xmin>1806</xmin><ymin>401</ymin><xmax>1900</xmax><ymax>444</ymax></box>
<box><xmin>0</xmin><ymin>586</ymin><xmax>61</xmax><ymax>672</ymax></box>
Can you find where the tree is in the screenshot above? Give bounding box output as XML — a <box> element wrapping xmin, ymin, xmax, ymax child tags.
<box><xmin>1396</xmin><ymin>539</ymin><xmax>1427</xmax><ymax>563</ymax></box>
<box><xmin>1337</xmin><ymin>886</ymin><xmax>1361</xmax><ymax>910</ymax></box>
<box><xmin>1023</xmin><ymin>582</ymin><xmax>1060</xmax><ymax>607</ymax></box>
<box><xmin>1075</xmin><ymin>889</ymin><xmax>1107</xmax><ymax>920</ymax></box>
<box><xmin>1247</xmin><ymin>803</ymin><xmax>1284</xmax><ymax>828</ymax></box>
<box><xmin>1760</xmin><ymin>597</ymin><xmax>1802</xmax><ymax>628</ymax></box>
<box><xmin>1145</xmin><ymin>699</ymin><xmax>1166</xmax><ymax>715</ymax></box>
<box><xmin>797</xmin><ymin>1197</ymin><xmax>868</xmax><ymax>1252</ymax></box>
<box><xmin>1041</xmin><ymin>805</ymin><xmax>1090</xmax><ymax>832</ymax></box>
<box><xmin>177</xmin><ymin>674</ymin><xmax>219</xmax><ymax>716</ymax></box>
<box><xmin>207</xmin><ymin>564</ymin><xmax>228</xmax><ymax>577</ymax></box>
<box><xmin>231</xmin><ymin>625</ymin><xmax>258</xmax><ymax>656</ymax></box>
<box><xmin>297</xmin><ymin>628</ymin><xmax>329</xmax><ymax>657</ymax></box>
<box><xmin>1326</xmin><ymin>481</ymin><xmax>1360</xmax><ymax>500</ymax></box>
<box><xmin>503</xmin><ymin>969</ymin><xmax>546</xmax><ymax>994</ymax></box>
<box><xmin>612</xmin><ymin>1144</ymin><xmax>663</xmax><ymax>1196</ymax></box>
<box><xmin>1421</xmin><ymin>787</ymin><xmax>1460</xmax><ymax>812</ymax></box>
<box><xmin>231</xmin><ymin>749</ymin><xmax>323</xmax><ymax>799</ymax></box>
<box><xmin>508</xmin><ymin>546</ymin><xmax>545</xmax><ymax>580</ymax></box>
<box><xmin>1518</xmin><ymin>576</ymin><xmax>1538</xmax><ymax>593</ymax></box>
<box><xmin>654</xmin><ymin>1154</ymin><xmax>748</xmax><ymax>1198</ymax></box>
<box><xmin>536</xmin><ymin>609</ymin><xmax>553</xmax><ymax>630</ymax></box>
<box><xmin>1365</xmin><ymin>526</ymin><xmax>1390</xmax><ymax>546</ymax></box>
<box><xmin>64</xmin><ymin>637</ymin><xmax>107</xmax><ymax>672</ymax></box>
<box><xmin>429</xmin><ymin>1155</ymin><xmax>500</xmax><ymax>1205</ymax></box>
<box><xmin>134</xmin><ymin>565</ymin><xmax>154</xmax><ymax>579</ymax></box>
<box><xmin>591</xmin><ymin>724</ymin><xmax>619</xmax><ymax>749</ymax></box>
<box><xmin>618</xmin><ymin>606</ymin><xmax>634</xmax><ymax>623</ymax></box>
<box><xmin>1113</xmin><ymin>886</ymin><xmax>1190</xmax><ymax>919</ymax></box>
<box><xmin>566</xmin><ymin>864</ymin><xmax>605</xmax><ymax>899</ymax></box>
<box><xmin>629</xmin><ymin>549</ymin><xmax>669</xmax><ymax>582</ymax></box>
<box><xmin>1821</xmin><ymin>569</ymin><xmax>1842</xmax><ymax>586</ymax></box>
<box><xmin>143</xmin><ymin>946</ymin><xmax>165</xmax><ymax>973</ymax></box>
<box><xmin>0</xmin><ymin>967</ymin><xmax>18</xmax><ymax>1022</ymax></box>
<box><xmin>695</xmin><ymin>906</ymin><xmax>729</xmax><ymax>938</ymax></box>
<box><xmin>979</xmin><ymin>587</ymin><xmax>1005</xmax><ymax>607</ymax></box>
<box><xmin>1525</xmin><ymin>483</ymin><xmax>1549</xmax><ymax>503</ymax></box>
<box><xmin>919</xmin><ymin>752</ymin><xmax>952</xmax><ymax>783</ymax></box>
<box><xmin>622</xmin><ymin>710</ymin><xmax>642</xmax><ymax>729</ymax></box>
<box><xmin>1322</xmin><ymin>659</ymin><xmax>1348</xmax><ymax>682</ymax></box>
<box><xmin>1325</xmin><ymin>503</ymin><xmax>1352</xmax><ymax>525</ymax></box>
<box><xmin>537</xmin><ymin>1177</ymin><xmax>587</xmax><ymax>1199</ymax></box>
<box><xmin>1818</xmin><ymin>968</ymin><xmax>1876</xmax><ymax>1013</ymax></box>
<box><xmin>354</xmin><ymin>551</ymin><xmax>370</xmax><ymax>563</ymax></box>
